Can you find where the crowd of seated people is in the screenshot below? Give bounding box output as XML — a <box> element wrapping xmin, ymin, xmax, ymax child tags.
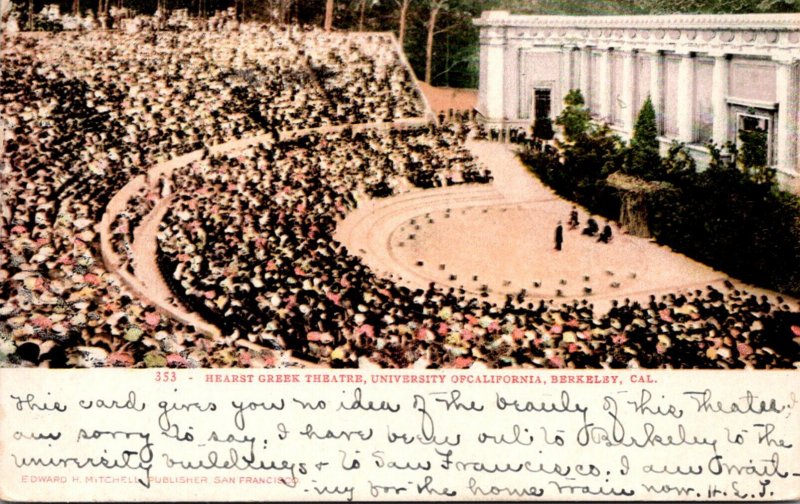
<box><xmin>0</xmin><ymin>24</ymin><xmax>427</xmax><ymax>368</ymax></box>
<box><xmin>155</xmin><ymin>126</ymin><xmax>493</xmax><ymax>367</ymax></box>
<box><xmin>305</xmin><ymin>33</ymin><xmax>425</xmax><ymax>123</ymax></box>
<box><xmin>2</xmin><ymin>22</ymin><xmax>799</xmax><ymax>370</ymax></box>
<box><xmin>155</xmin><ymin>128</ymin><xmax>800</xmax><ymax>370</ymax></box>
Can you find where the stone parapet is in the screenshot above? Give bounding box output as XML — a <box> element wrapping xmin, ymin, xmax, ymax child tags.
<box><xmin>475</xmin><ymin>11</ymin><xmax>800</xmax><ymax>59</ymax></box>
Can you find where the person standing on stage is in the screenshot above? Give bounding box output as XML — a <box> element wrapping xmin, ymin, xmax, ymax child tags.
<box><xmin>555</xmin><ymin>221</ymin><xmax>564</xmax><ymax>251</ymax></box>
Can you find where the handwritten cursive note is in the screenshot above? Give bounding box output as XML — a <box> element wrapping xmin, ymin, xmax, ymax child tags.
<box><xmin>1</xmin><ymin>369</ymin><xmax>798</xmax><ymax>501</ymax></box>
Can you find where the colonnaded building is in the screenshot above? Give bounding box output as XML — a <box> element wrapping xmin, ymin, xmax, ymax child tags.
<box><xmin>474</xmin><ymin>11</ymin><xmax>800</xmax><ymax>181</ymax></box>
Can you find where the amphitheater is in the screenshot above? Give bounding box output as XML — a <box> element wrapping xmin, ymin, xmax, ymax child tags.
<box><xmin>2</xmin><ymin>20</ymin><xmax>799</xmax><ymax>370</ymax></box>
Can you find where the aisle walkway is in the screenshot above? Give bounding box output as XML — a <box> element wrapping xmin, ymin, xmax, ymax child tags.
<box><xmin>100</xmin><ymin>130</ymin><xmax>793</xmax><ymax>343</ymax></box>
<box><xmin>97</xmin><ymin>120</ymin><xmax>430</xmax><ymax>354</ymax></box>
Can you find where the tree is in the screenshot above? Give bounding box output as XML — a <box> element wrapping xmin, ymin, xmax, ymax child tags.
<box><xmin>363</xmin><ymin>0</ymin><xmax>414</xmax><ymax>53</ymax></box>
<box><xmin>562</xmin><ymin>123</ymin><xmax>625</xmax><ymax>182</ymax></box>
<box><xmin>634</xmin><ymin>0</ymin><xmax>799</xmax><ymax>13</ymax></box>
<box><xmin>324</xmin><ymin>0</ymin><xmax>334</xmax><ymax>30</ymax></box>
<box><xmin>507</xmin><ymin>0</ymin><xmax>642</xmax><ymax>14</ymax></box>
<box><xmin>248</xmin><ymin>0</ymin><xmax>297</xmax><ymax>23</ymax></box>
<box><xmin>358</xmin><ymin>0</ymin><xmax>367</xmax><ymax>30</ymax></box>
<box><xmin>423</xmin><ymin>0</ymin><xmax>446</xmax><ymax>83</ymax></box>
<box><xmin>757</xmin><ymin>0</ymin><xmax>800</xmax><ymax>12</ymax></box>
<box><xmin>280</xmin><ymin>0</ymin><xmax>294</xmax><ymax>22</ymax></box>
<box><xmin>406</xmin><ymin>0</ymin><xmax>485</xmax><ymax>87</ymax></box>
<box><xmin>395</xmin><ymin>0</ymin><xmax>412</xmax><ymax>47</ymax></box>
<box><xmin>626</xmin><ymin>96</ymin><xmax>662</xmax><ymax>179</ymax></box>
<box><xmin>156</xmin><ymin>0</ymin><xmax>168</xmax><ymax>17</ymax></box>
<box><xmin>98</xmin><ymin>0</ymin><xmax>111</xmax><ymax>21</ymax></box>
<box><xmin>555</xmin><ymin>89</ymin><xmax>591</xmax><ymax>142</ymax></box>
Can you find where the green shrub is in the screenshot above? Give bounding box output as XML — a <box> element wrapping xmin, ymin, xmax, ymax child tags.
<box><xmin>555</xmin><ymin>89</ymin><xmax>591</xmax><ymax>142</ymax></box>
<box><xmin>646</xmin><ymin>159</ymin><xmax>800</xmax><ymax>296</ymax></box>
<box><xmin>626</xmin><ymin>96</ymin><xmax>662</xmax><ymax>180</ymax></box>
<box><xmin>520</xmin><ymin>101</ymin><xmax>800</xmax><ymax>297</ymax></box>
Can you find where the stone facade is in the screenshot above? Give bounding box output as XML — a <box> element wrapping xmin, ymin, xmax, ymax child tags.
<box><xmin>474</xmin><ymin>11</ymin><xmax>800</xmax><ymax>179</ymax></box>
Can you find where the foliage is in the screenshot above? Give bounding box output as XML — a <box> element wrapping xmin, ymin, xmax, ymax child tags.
<box><xmin>403</xmin><ymin>0</ymin><xmax>491</xmax><ymax>87</ymax></box>
<box><xmin>739</xmin><ymin>128</ymin><xmax>768</xmax><ymax>167</ymax></box>
<box><xmin>738</xmin><ymin>127</ymin><xmax>776</xmax><ymax>185</ymax></box>
<box><xmin>524</xmin><ymin>89</ymin><xmax>800</xmax><ymax>297</ymax></box>
<box><xmin>555</xmin><ymin>89</ymin><xmax>592</xmax><ymax>142</ymax></box>
<box><xmin>564</xmin><ymin>124</ymin><xmax>626</xmax><ymax>181</ymax></box>
<box><xmin>500</xmin><ymin>0</ymin><xmax>643</xmax><ymax>15</ymax></box>
<box><xmin>522</xmin><ymin>118</ymin><xmax>623</xmax><ymax>220</ymax></box>
<box><xmin>636</xmin><ymin>0</ymin><xmax>798</xmax><ymax>14</ymax></box>
<box><xmin>661</xmin><ymin>140</ymin><xmax>696</xmax><ymax>182</ymax></box>
<box><xmin>634</xmin><ymin>0</ymin><xmax>798</xmax><ymax>12</ymax></box>
<box><xmin>625</xmin><ymin>96</ymin><xmax>661</xmax><ymax>179</ymax></box>
<box><xmin>706</xmin><ymin>141</ymin><xmax>738</xmax><ymax>173</ymax></box>
<box><xmin>647</xmin><ymin>165</ymin><xmax>800</xmax><ymax>296</ymax></box>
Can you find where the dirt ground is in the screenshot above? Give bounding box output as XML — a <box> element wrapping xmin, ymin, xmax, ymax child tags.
<box><xmin>417</xmin><ymin>82</ymin><xmax>477</xmax><ymax>115</ymax></box>
<box><xmin>336</xmin><ymin>140</ymin><xmax>791</xmax><ymax>313</ymax></box>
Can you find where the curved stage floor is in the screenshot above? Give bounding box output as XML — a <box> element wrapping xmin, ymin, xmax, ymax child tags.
<box><xmin>336</xmin><ymin>141</ymin><xmax>734</xmax><ymax>312</ymax></box>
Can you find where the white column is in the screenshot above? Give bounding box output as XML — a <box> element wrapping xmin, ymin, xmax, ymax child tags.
<box><xmin>648</xmin><ymin>51</ymin><xmax>664</xmax><ymax>135</ymax></box>
<box><xmin>621</xmin><ymin>50</ymin><xmax>637</xmax><ymax>132</ymax></box>
<box><xmin>676</xmin><ymin>52</ymin><xmax>696</xmax><ymax>143</ymax></box>
<box><xmin>776</xmin><ymin>58</ymin><xmax>799</xmax><ymax>175</ymax></box>
<box><xmin>485</xmin><ymin>31</ymin><xmax>506</xmax><ymax>121</ymax></box>
<box><xmin>504</xmin><ymin>45</ymin><xmax>519</xmax><ymax>120</ymax></box>
<box><xmin>580</xmin><ymin>46</ymin><xmax>593</xmax><ymax>108</ymax></box>
<box><xmin>790</xmin><ymin>76</ymin><xmax>800</xmax><ymax>177</ymax></box>
<box><xmin>711</xmin><ymin>54</ymin><xmax>730</xmax><ymax>147</ymax></box>
<box><xmin>598</xmin><ymin>48</ymin><xmax>612</xmax><ymax>121</ymax></box>
<box><xmin>559</xmin><ymin>46</ymin><xmax>573</xmax><ymax>115</ymax></box>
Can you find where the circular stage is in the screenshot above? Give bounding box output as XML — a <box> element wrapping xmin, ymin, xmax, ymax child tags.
<box><xmin>336</xmin><ymin>141</ymin><xmax>728</xmax><ymax>310</ymax></box>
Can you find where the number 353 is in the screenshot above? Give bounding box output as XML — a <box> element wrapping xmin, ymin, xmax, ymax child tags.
<box><xmin>155</xmin><ymin>370</ymin><xmax>177</xmax><ymax>382</ymax></box>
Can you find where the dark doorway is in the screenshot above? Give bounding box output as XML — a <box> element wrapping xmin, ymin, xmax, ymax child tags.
<box><xmin>534</xmin><ymin>88</ymin><xmax>552</xmax><ymax>119</ymax></box>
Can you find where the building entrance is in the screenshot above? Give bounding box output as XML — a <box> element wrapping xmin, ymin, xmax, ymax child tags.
<box><xmin>534</xmin><ymin>88</ymin><xmax>552</xmax><ymax>119</ymax></box>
